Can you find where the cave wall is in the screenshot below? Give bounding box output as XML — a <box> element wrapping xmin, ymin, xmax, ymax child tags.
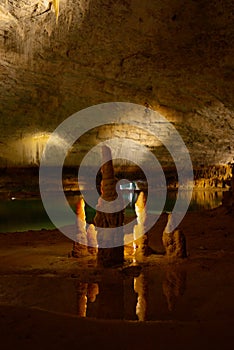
<box><xmin>0</xmin><ymin>0</ymin><xmax>233</xmax><ymax>167</ymax></box>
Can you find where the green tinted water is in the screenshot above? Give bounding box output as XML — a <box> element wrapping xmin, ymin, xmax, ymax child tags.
<box><xmin>0</xmin><ymin>190</ymin><xmax>223</xmax><ymax>233</ymax></box>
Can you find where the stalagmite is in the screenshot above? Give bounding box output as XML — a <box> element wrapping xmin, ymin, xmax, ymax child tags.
<box><xmin>87</xmin><ymin>224</ymin><xmax>98</xmax><ymax>255</ymax></box>
<box><xmin>133</xmin><ymin>191</ymin><xmax>149</xmax><ymax>259</ymax></box>
<box><xmin>162</xmin><ymin>213</ymin><xmax>187</xmax><ymax>258</ymax></box>
<box><xmin>72</xmin><ymin>197</ymin><xmax>88</xmax><ymax>258</ymax></box>
<box><xmin>94</xmin><ymin>145</ymin><xmax>124</xmax><ymax>267</ymax></box>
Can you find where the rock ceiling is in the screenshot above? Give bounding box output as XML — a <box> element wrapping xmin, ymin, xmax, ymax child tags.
<box><xmin>0</xmin><ymin>0</ymin><xmax>233</xmax><ymax>166</ymax></box>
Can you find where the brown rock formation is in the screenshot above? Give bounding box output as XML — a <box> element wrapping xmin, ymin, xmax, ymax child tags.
<box><xmin>162</xmin><ymin>213</ymin><xmax>187</xmax><ymax>258</ymax></box>
<box><xmin>94</xmin><ymin>145</ymin><xmax>124</xmax><ymax>267</ymax></box>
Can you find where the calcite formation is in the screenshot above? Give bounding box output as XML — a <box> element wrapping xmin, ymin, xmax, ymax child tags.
<box><xmin>133</xmin><ymin>191</ymin><xmax>149</xmax><ymax>259</ymax></box>
<box><xmin>87</xmin><ymin>224</ymin><xmax>98</xmax><ymax>255</ymax></box>
<box><xmin>94</xmin><ymin>145</ymin><xmax>124</xmax><ymax>267</ymax></box>
<box><xmin>162</xmin><ymin>213</ymin><xmax>187</xmax><ymax>259</ymax></box>
<box><xmin>72</xmin><ymin>197</ymin><xmax>98</xmax><ymax>258</ymax></box>
<box><xmin>72</xmin><ymin>197</ymin><xmax>88</xmax><ymax>258</ymax></box>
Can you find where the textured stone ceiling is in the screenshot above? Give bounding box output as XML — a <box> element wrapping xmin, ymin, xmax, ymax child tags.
<box><xmin>0</xmin><ymin>0</ymin><xmax>233</xmax><ymax>166</ymax></box>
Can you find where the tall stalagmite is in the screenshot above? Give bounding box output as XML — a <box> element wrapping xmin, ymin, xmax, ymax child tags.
<box><xmin>87</xmin><ymin>224</ymin><xmax>98</xmax><ymax>255</ymax></box>
<box><xmin>133</xmin><ymin>191</ymin><xmax>149</xmax><ymax>259</ymax></box>
<box><xmin>72</xmin><ymin>197</ymin><xmax>88</xmax><ymax>258</ymax></box>
<box><xmin>94</xmin><ymin>145</ymin><xmax>124</xmax><ymax>267</ymax></box>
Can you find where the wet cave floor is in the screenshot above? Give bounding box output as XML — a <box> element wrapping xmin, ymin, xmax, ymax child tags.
<box><xmin>0</xmin><ymin>206</ymin><xmax>234</xmax><ymax>349</ymax></box>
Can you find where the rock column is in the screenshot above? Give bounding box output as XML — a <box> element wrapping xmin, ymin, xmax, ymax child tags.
<box><xmin>94</xmin><ymin>145</ymin><xmax>124</xmax><ymax>267</ymax></box>
<box><xmin>72</xmin><ymin>197</ymin><xmax>88</xmax><ymax>257</ymax></box>
<box><xmin>133</xmin><ymin>191</ymin><xmax>149</xmax><ymax>260</ymax></box>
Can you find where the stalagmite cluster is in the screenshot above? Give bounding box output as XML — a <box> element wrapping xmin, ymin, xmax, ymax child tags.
<box><xmin>94</xmin><ymin>145</ymin><xmax>125</xmax><ymax>267</ymax></box>
<box><xmin>133</xmin><ymin>191</ymin><xmax>149</xmax><ymax>260</ymax></box>
<box><xmin>72</xmin><ymin>197</ymin><xmax>98</xmax><ymax>258</ymax></box>
<box><xmin>162</xmin><ymin>213</ymin><xmax>187</xmax><ymax>259</ymax></box>
<box><xmin>75</xmin><ymin>282</ymin><xmax>99</xmax><ymax>317</ymax></box>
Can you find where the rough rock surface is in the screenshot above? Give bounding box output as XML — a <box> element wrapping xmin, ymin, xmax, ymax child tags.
<box><xmin>0</xmin><ymin>0</ymin><xmax>233</xmax><ymax>167</ymax></box>
<box><xmin>162</xmin><ymin>213</ymin><xmax>187</xmax><ymax>258</ymax></box>
<box><xmin>94</xmin><ymin>145</ymin><xmax>124</xmax><ymax>267</ymax></box>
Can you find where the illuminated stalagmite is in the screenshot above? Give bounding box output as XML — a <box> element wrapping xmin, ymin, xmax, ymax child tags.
<box><xmin>162</xmin><ymin>213</ymin><xmax>187</xmax><ymax>258</ymax></box>
<box><xmin>87</xmin><ymin>224</ymin><xmax>98</xmax><ymax>255</ymax></box>
<box><xmin>72</xmin><ymin>197</ymin><xmax>88</xmax><ymax>257</ymax></box>
<box><xmin>133</xmin><ymin>191</ymin><xmax>149</xmax><ymax>259</ymax></box>
<box><xmin>72</xmin><ymin>198</ymin><xmax>98</xmax><ymax>258</ymax></box>
<box><xmin>94</xmin><ymin>145</ymin><xmax>124</xmax><ymax>267</ymax></box>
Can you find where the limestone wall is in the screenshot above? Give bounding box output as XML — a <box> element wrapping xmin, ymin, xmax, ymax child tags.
<box><xmin>0</xmin><ymin>0</ymin><xmax>233</xmax><ymax>167</ymax></box>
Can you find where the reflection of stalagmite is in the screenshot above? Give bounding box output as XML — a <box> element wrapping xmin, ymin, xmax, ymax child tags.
<box><xmin>162</xmin><ymin>213</ymin><xmax>187</xmax><ymax>258</ymax></box>
<box><xmin>94</xmin><ymin>145</ymin><xmax>124</xmax><ymax>267</ymax></box>
<box><xmin>72</xmin><ymin>197</ymin><xmax>88</xmax><ymax>257</ymax></box>
<box><xmin>75</xmin><ymin>282</ymin><xmax>99</xmax><ymax>317</ymax></box>
<box><xmin>133</xmin><ymin>192</ymin><xmax>149</xmax><ymax>259</ymax></box>
<box><xmin>162</xmin><ymin>269</ymin><xmax>187</xmax><ymax>311</ymax></box>
<box><xmin>76</xmin><ymin>282</ymin><xmax>88</xmax><ymax>317</ymax></box>
<box><xmin>87</xmin><ymin>283</ymin><xmax>99</xmax><ymax>302</ymax></box>
<box><xmin>134</xmin><ymin>273</ymin><xmax>148</xmax><ymax>321</ymax></box>
<box><xmin>87</xmin><ymin>224</ymin><xmax>98</xmax><ymax>255</ymax></box>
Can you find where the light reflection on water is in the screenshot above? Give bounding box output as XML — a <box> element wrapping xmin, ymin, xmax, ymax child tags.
<box><xmin>0</xmin><ymin>268</ymin><xmax>189</xmax><ymax>321</ymax></box>
<box><xmin>0</xmin><ymin>190</ymin><xmax>223</xmax><ymax>233</ymax></box>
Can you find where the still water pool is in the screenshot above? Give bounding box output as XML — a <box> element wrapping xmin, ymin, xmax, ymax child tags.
<box><xmin>0</xmin><ymin>190</ymin><xmax>223</xmax><ymax>233</ymax></box>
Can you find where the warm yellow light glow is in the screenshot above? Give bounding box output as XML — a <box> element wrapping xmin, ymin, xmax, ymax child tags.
<box><xmin>52</xmin><ymin>0</ymin><xmax>60</xmax><ymax>22</ymax></box>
